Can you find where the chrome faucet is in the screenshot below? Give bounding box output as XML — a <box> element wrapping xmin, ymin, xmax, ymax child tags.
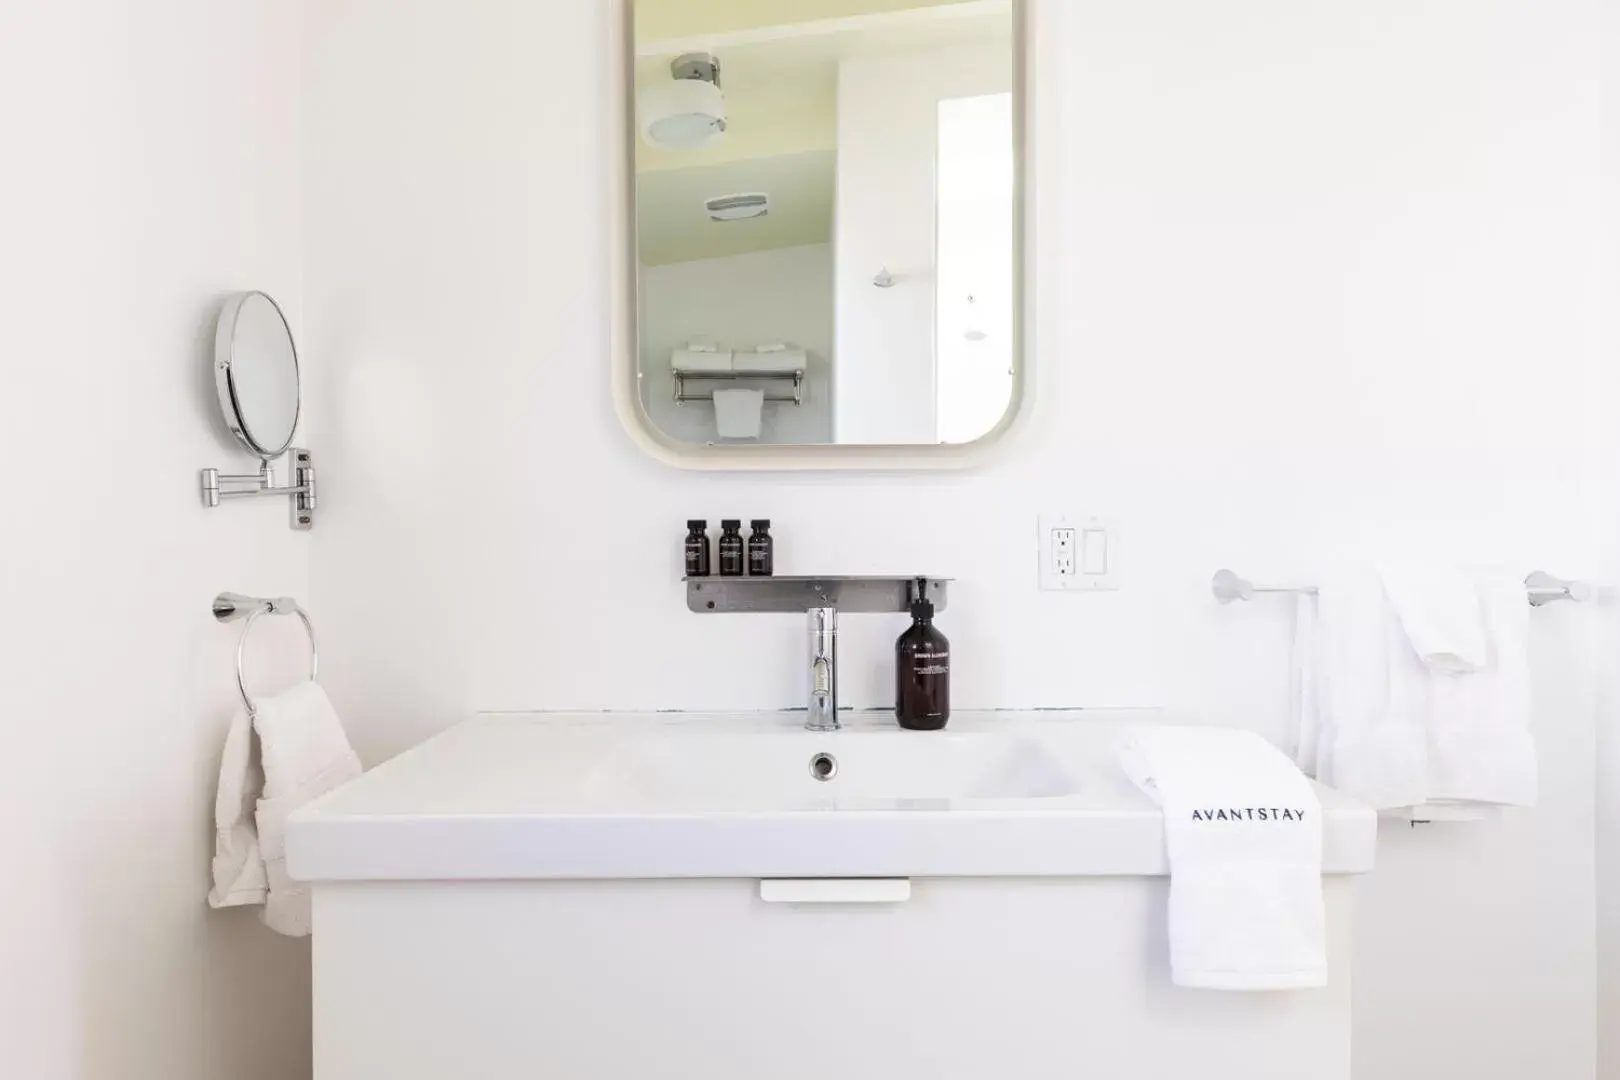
<box><xmin>806</xmin><ymin>606</ymin><xmax>839</xmax><ymax>731</ymax></box>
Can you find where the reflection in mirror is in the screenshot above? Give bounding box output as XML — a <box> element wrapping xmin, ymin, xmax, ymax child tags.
<box><xmin>631</xmin><ymin>0</ymin><xmax>1019</xmax><ymax>448</ymax></box>
<box><xmin>217</xmin><ymin>291</ymin><xmax>301</xmax><ymax>459</ymax></box>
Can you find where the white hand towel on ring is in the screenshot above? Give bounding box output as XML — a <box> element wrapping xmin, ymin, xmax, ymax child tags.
<box><xmin>208</xmin><ymin>681</ymin><xmax>361</xmax><ymax>936</ymax></box>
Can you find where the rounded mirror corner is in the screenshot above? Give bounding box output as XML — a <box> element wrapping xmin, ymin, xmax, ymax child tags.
<box><xmin>214</xmin><ymin>290</ymin><xmax>301</xmax><ymax>461</ymax></box>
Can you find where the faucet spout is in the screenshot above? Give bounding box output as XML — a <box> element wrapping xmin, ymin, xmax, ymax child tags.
<box><xmin>806</xmin><ymin>606</ymin><xmax>839</xmax><ymax>732</ymax></box>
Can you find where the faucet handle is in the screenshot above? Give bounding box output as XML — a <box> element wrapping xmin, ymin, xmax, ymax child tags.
<box><xmin>808</xmin><ymin>605</ymin><xmax>837</xmax><ymax>633</ymax></box>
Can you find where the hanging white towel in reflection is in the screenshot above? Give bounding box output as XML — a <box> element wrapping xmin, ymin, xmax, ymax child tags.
<box><xmin>712</xmin><ymin>388</ymin><xmax>764</xmax><ymax>439</ymax></box>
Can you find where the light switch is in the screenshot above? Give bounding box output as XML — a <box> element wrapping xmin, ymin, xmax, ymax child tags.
<box><xmin>1082</xmin><ymin>529</ymin><xmax>1109</xmax><ymax>575</ymax></box>
<box><xmin>1078</xmin><ymin>517</ymin><xmax>1120</xmax><ymax>591</ymax></box>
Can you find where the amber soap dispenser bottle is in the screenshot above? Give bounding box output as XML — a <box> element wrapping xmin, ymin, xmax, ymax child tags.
<box><xmin>895</xmin><ymin>579</ymin><xmax>950</xmax><ymax>730</ymax></box>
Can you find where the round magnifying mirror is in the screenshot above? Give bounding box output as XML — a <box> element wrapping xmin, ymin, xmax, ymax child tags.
<box><xmin>214</xmin><ymin>291</ymin><xmax>301</xmax><ymax>460</ymax></box>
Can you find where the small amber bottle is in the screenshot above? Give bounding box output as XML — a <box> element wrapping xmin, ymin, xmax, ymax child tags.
<box><xmin>718</xmin><ymin>520</ymin><xmax>745</xmax><ymax>577</ymax></box>
<box><xmin>747</xmin><ymin>520</ymin><xmax>774</xmax><ymax>576</ymax></box>
<box><xmin>684</xmin><ymin>520</ymin><xmax>711</xmax><ymax>578</ymax></box>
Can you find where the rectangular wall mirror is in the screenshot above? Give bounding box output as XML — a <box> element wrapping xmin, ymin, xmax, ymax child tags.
<box><xmin>617</xmin><ymin>0</ymin><xmax>1027</xmax><ymax>467</ymax></box>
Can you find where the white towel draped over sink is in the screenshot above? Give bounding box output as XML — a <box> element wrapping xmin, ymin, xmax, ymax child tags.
<box><xmin>1116</xmin><ymin>725</ymin><xmax>1326</xmax><ymax>991</ymax></box>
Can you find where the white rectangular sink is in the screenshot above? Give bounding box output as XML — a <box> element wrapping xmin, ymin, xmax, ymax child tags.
<box><xmin>597</xmin><ymin>730</ymin><xmax>1079</xmax><ymax>808</ymax></box>
<box><xmin>287</xmin><ymin>711</ymin><xmax>1377</xmax><ymax>882</ymax></box>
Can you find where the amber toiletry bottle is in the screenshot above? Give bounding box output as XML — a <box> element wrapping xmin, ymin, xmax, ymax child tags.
<box><xmin>895</xmin><ymin>578</ymin><xmax>950</xmax><ymax>730</ymax></box>
<box><xmin>747</xmin><ymin>520</ymin><xmax>774</xmax><ymax>576</ymax></box>
<box><xmin>718</xmin><ymin>520</ymin><xmax>745</xmax><ymax>577</ymax></box>
<box><xmin>684</xmin><ymin>520</ymin><xmax>711</xmax><ymax>578</ymax></box>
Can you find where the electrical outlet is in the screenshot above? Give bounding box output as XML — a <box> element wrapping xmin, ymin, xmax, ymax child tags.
<box><xmin>1039</xmin><ymin>516</ymin><xmax>1077</xmax><ymax>591</ymax></box>
<box><xmin>1053</xmin><ymin>527</ymin><xmax>1077</xmax><ymax>579</ymax></box>
<box><xmin>1041</xmin><ymin>515</ymin><xmax>1120</xmax><ymax>592</ymax></box>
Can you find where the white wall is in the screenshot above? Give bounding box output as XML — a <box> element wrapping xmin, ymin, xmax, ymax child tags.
<box><xmin>833</xmin><ymin>41</ymin><xmax>1013</xmax><ymax>444</ymax></box>
<box><xmin>1595</xmin><ymin>595</ymin><xmax>1618</xmax><ymax>1079</ymax></box>
<box><xmin>0</xmin><ymin>2</ymin><xmax>312</xmax><ymax>1079</ymax></box>
<box><xmin>303</xmin><ymin>2</ymin><xmax>1611</xmax><ymax>1079</ymax></box>
<box><xmin>1595</xmin><ymin>11</ymin><xmax>1620</xmax><ymax>1070</ymax></box>
<box><xmin>640</xmin><ymin>244</ymin><xmax>834</xmax><ymax>445</ymax></box>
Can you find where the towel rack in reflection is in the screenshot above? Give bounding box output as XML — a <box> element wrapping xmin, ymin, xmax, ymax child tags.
<box><xmin>673</xmin><ymin>369</ymin><xmax>805</xmax><ymax>405</ymax></box>
<box><xmin>1211</xmin><ymin>569</ymin><xmax>1591</xmax><ymax>607</ymax></box>
<box><xmin>212</xmin><ymin>592</ymin><xmax>318</xmax><ymax>716</ymax></box>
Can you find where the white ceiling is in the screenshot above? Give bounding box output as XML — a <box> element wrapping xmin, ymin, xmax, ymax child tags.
<box><xmin>634</xmin><ymin>0</ymin><xmax>987</xmax><ymax>43</ymax></box>
<box><xmin>636</xmin><ymin>150</ymin><xmax>835</xmax><ymax>266</ymax></box>
<box><xmin>633</xmin><ymin>0</ymin><xmax>1012</xmax><ymax>266</ymax></box>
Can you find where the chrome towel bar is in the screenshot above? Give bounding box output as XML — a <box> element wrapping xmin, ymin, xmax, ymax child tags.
<box><xmin>1212</xmin><ymin>569</ymin><xmax>1591</xmax><ymax>607</ymax></box>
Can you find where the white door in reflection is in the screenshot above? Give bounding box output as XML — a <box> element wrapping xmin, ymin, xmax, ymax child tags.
<box><xmin>935</xmin><ymin>92</ymin><xmax>1015</xmax><ymax>445</ymax></box>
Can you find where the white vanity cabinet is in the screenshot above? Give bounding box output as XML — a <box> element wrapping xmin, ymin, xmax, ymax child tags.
<box><xmin>291</xmin><ymin>713</ymin><xmax>1374</xmax><ymax>1080</ymax></box>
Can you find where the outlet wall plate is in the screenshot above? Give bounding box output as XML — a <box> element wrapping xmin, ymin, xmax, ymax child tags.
<box><xmin>1040</xmin><ymin>515</ymin><xmax>1120</xmax><ymax>592</ymax></box>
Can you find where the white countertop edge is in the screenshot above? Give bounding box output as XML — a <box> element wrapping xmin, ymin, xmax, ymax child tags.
<box><xmin>289</xmin><ymin>813</ymin><xmax>1376</xmax><ymax>882</ymax></box>
<box><xmin>288</xmin><ymin>710</ymin><xmax>1378</xmax><ymax>883</ymax></box>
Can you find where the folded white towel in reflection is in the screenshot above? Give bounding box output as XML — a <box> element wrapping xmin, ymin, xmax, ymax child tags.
<box><xmin>755</xmin><ymin>342</ymin><xmax>788</xmax><ymax>352</ymax></box>
<box><xmin>1115</xmin><ymin>725</ymin><xmax>1326</xmax><ymax>991</ymax></box>
<box><xmin>736</xmin><ymin>347</ymin><xmax>806</xmax><ymax>375</ymax></box>
<box><xmin>208</xmin><ymin>682</ymin><xmax>361</xmax><ymax>936</ymax></box>
<box><xmin>712</xmin><ymin>388</ymin><xmax>764</xmax><ymax>439</ymax></box>
<box><xmin>671</xmin><ymin>348</ymin><xmax>733</xmax><ymax>373</ymax></box>
<box><xmin>685</xmin><ymin>339</ymin><xmax>720</xmax><ymax>352</ymax></box>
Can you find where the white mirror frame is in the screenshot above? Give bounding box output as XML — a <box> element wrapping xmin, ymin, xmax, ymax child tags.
<box><xmin>608</xmin><ymin>0</ymin><xmax>1036</xmax><ymax>471</ymax></box>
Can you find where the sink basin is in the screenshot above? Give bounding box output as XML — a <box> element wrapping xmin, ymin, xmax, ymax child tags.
<box><xmin>288</xmin><ymin>711</ymin><xmax>1379</xmax><ymax>883</ymax></box>
<box><xmin>593</xmin><ymin>730</ymin><xmax>1079</xmax><ymax>808</ymax></box>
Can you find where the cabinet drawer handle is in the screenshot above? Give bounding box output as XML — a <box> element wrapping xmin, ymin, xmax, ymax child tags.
<box><xmin>759</xmin><ymin>879</ymin><xmax>911</xmax><ymax>904</ymax></box>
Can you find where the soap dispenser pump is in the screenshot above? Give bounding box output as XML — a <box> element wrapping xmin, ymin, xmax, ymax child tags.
<box><xmin>895</xmin><ymin>578</ymin><xmax>950</xmax><ymax>731</ymax></box>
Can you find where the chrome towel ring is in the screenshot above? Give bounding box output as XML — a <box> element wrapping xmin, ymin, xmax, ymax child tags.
<box><xmin>212</xmin><ymin>592</ymin><xmax>318</xmax><ymax>717</ymax></box>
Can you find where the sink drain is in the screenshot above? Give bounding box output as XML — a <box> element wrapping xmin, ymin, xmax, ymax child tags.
<box><xmin>809</xmin><ymin>752</ymin><xmax>838</xmax><ymax>782</ymax></box>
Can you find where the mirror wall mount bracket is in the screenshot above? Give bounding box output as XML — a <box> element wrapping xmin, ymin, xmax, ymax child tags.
<box><xmin>199</xmin><ymin>448</ymin><xmax>317</xmax><ymax>531</ymax></box>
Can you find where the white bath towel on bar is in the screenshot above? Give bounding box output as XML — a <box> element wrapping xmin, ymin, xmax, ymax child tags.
<box><xmin>209</xmin><ymin>681</ymin><xmax>361</xmax><ymax>936</ymax></box>
<box><xmin>1315</xmin><ymin>565</ymin><xmax>1536</xmax><ymax>812</ymax></box>
<box><xmin>1116</xmin><ymin>725</ymin><xmax>1326</xmax><ymax>991</ymax></box>
<box><xmin>1317</xmin><ymin>566</ymin><xmax>1431</xmax><ymax>810</ymax></box>
<box><xmin>1288</xmin><ymin>590</ymin><xmax>1323</xmax><ymax>777</ymax></box>
<box><xmin>1377</xmin><ymin>561</ymin><xmax>1488</xmax><ymax>674</ymax></box>
<box><xmin>1418</xmin><ymin>572</ymin><xmax>1536</xmax><ymax>807</ymax></box>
